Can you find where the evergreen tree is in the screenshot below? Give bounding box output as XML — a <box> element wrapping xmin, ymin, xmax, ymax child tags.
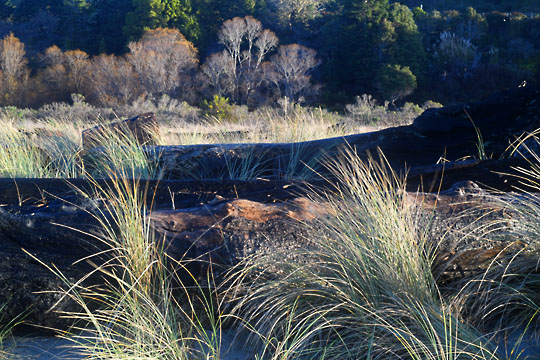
<box><xmin>386</xmin><ymin>3</ymin><xmax>427</xmax><ymax>84</ymax></box>
<box><xmin>375</xmin><ymin>64</ymin><xmax>417</xmax><ymax>104</ymax></box>
<box><xmin>124</xmin><ymin>0</ymin><xmax>168</xmax><ymax>41</ymax></box>
<box><xmin>318</xmin><ymin>0</ymin><xmax>426</xmax><ymax>103</ymax></box>
<box><xmin>12</xmin><ymin>0</ymin><xmax>90</xmax><ymax>50</ymax></box>
<box><xmin>55</xmin><ymin>0</ymin><xmax>90</xmax><ymax>50</ymax></box>
<box><xmin>164</xmin><ymin>0</ymin><xmax>200</xmax><ymax>43</ymax></box>
<box><xmin>124</xmin><ymin>0</ymin><xmax>199</xmax><ymax>45</ymax></box>
<box><xmin>13</xmin><ymin>0</ymin><xmax>53</xmax><ymax>21</ymax></box>
<box><xmin>89</xmin><ymin>0</ymin><xmax>134</xmax><ymax>53</ymax></box>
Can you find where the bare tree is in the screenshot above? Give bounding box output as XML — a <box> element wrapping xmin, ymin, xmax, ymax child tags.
<box><xmin>218</xmin><ymin>16</ymin><xmax>248</xmax><ymax>102</ymax></box>
<box><xmin>128</xmin><ymin>28</ymin><xmax>198</xmax><ymax>100</ymax></box>
<box><xmin>202</xmin><ymin>17</ymin><xmax>319</xmax><ymax>105</ymax></box>
<box><xmin>40</xmin><ymin>45</ymin><xmax>68</xmax><ymax>100</ymax></box>
<box><xmin>64</xmin><ymin>49</ymin><xmax>90</xmax><ymax>94</ymax></box>
<box><xmin>42</xmin><ymin>45</ymin><xmax>64</xmax><ymax>67</ymax></box>
<box><xmin>199</xmin><ymin>50</ymin><xmax>235</xmax><ymax>97</ymax></box>
<box><xmin>243</xmin><ymin>28</ymin><xmax>278</xmax><ymax>103</ymax></box>
<box><xmin>267</xmin><ymin>44</ymin><xmax>319</xmax><ymax>101</ymax></box>
<box><xmin>266</xmin><ymin>0</ymin><xmax>328</xmax><ymax>30</ymax></box>
<box><xmin>0</xmin><ymin>33</ymin><xmax>29</xmax><ymax>106</ymax></box>
<box><xmin>85</xmin><ymin>54</ymin><xmax>141</xmax><ymax>107</ymax></box>
<box><xmin>204</xmin><ymin>16</ymin><xmax>278</xmax><ymax>104</ymax></box>
<box><xmin>39</xmin><ymin>46</ymin><xmax>89</xmax><ymax>103</ymax></box>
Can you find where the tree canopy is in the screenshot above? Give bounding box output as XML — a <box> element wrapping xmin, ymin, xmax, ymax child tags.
<box><xmin>0</xmin><ymin>0</ymin><xmax>536</xmax><ymax>106</ymax></box>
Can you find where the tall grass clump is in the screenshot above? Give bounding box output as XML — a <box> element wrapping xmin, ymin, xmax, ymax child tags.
<box><xmin>221</xmin><ymin>146</ymin><xmax>272</xmax><ymax>181</ymax></box>
<box><xmin>0</xmin><ymin>120</ymin><xmax>50</xmax><ymax>178</ymax></box>
<box><xmin>0</xmin><ymin>115</ymin><xmax>84</xmax><ymax>178</ymax></box>
<box><xmin>256</xmin><ymin>104</ymin><xmax>347</xmax><ymax>143</ymax></box>
<box><xmin>32</xmin><ymin>120</ymin><xmax>84</xmax><ymax>178</ymax></box>
<box><xmin>34</xmin><ymin>167</ymin><xmax>225</xmax><ymax>359</ymax></box>
<box><xmin>225</xmin><ymin>148</ymin><xmax>501</xmax><ymax>359</ymax></box>
<box><xmin>277</xmin><ymin>143</ymin><xmax>321</xmax><ymax>181</ymax></box>
<box><xmin>84</xmin><ymin>122</ymin><xmax>162</xmax><ymax>180</ymax></box>
<box><xmin>445</xmin><ymin>130</ymin><xmax>540</xmax><ymax>334</ymax></box>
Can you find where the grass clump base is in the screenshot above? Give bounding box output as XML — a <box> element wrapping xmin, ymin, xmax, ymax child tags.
<box><xmin>27</xmin><ymin>168</ymin><xmax>225</xmax><ymax>359</ymax></box>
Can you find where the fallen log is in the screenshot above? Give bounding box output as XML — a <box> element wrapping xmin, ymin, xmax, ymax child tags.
<box><xmin>0</xmin><ymin>186</ymin><xmax>323</xmax><ymax>330</ymax></box>
<box><xmin>0</xmin><ymin>156</ymin><xmax>535</xmax><ymax>211</ymax></box>
<box><xmin>79</xmin><ymin>87</ymin><xmax>540</xmax><ymax>185</ymax></box>
<box><xmin>0</xmin><ymin>178</ymin><xmax>311</xmax><ymax>208</ymax></box>
<box><xmin>0</xmin><ymin>177</ymin><xmax>533</xmax><ymax>331</ymax></box>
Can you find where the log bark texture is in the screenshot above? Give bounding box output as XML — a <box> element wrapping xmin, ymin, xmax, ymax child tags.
<box><xmin>0</xmin><ymin>183</ymin><xmax>323</xmax><ymax>330</ymax></box>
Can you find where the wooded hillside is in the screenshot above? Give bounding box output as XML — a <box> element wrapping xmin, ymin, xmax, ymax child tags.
<box><xmin>0</xmin><ymin>0</ymin><xmax>536</xmax><ymax>109</ymax></box>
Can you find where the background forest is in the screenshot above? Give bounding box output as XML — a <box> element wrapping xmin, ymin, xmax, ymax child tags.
<box><xmin>0</xmin><ymin>0</ymin><xmax>537</xmax><ymax>110</ymax></box>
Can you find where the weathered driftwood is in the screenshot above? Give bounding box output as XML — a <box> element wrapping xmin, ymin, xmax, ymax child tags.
<box><xmin>0</xmin><ymin>178</ymin><xmax>309</xmax><ymax>208</ymax></box>
<box><xmin>0</xmin><ymin>178</ymin><xmax>533</xmax><ymax>330</ymax></box>
<box><xmin>0</xmin><ymin>186</ymin><xmax>323</xmax><ymax>330</ymax></box>
<box><xmin>0</xmin><ymin>155</ymin><xmax>535</xmax><ymax>209</ymax></box>
<box><xmin>406</xmin><ymin>157</ymin><xmax>537</xmax><ymax>192</ymax></box>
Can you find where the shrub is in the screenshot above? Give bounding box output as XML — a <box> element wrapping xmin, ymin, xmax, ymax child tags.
<box><xmin>200</xmin><ymin>94</ymin><xmax>236</xmax><ymax>123</ymax></box>
<box><xmin>127</xmin><ymin>28</ymin><xmax>198</xmax><ymax>100</ymax></box>
<box><xmin>375</xmin><ymin>64</ymin><xmax>417</xmax><ymax>105</ymax></box>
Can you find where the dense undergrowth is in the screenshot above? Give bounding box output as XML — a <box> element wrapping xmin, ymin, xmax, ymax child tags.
<box><xmin>0</xmin><ymin>102</ymin><xmax>539</xmax><ymax>359</ymax></box>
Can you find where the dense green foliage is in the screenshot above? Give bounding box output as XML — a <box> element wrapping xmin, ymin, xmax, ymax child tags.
<box><xmin>395</xmin><ymin>0</ymin><xmax>540</xmax><ymax>12</ymax></box>
<box><xmin>0</xmin><ymin>0</ymin><xmax>537</xmax><ymax>106</ymax></box>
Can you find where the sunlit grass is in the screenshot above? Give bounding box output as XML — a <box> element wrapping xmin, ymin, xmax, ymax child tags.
<box><xmin>223</xmin><ymin>148</ymin><xmax>503</xmax><ymax>359</ymax></box>
<box><xmin>161</xmin><ymin>104</ymin><xmax>379</xmax><ymax>146</ymax></box>
<box><xmin>0</xmin><ymin>120</ymin><xmax>51</xmax><ymax>178</ymax></box>
<box><xmin>83</xmin><ymin>121</ymin><xmax>162</xmax><ymax>180</ymax></box>
<box><xmin>0</xmin><ymin>117</ymin><xmax>84</xmax><ymax>178</ymax></box>
<box><xmin>26</xmin><ymin>165</ymin><xmax>226</xmax><ymax>359</ymax></box>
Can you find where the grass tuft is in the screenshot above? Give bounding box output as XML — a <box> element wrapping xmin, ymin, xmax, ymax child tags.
<box><xmin>224</xmin><ymin>147</ymin><xmax>502</xmax><ymax>359</ymax></box>
<box><xmin>0</xmin><ymin>121</ymin><xmax>50</xmax><ymax>178</ymax></box>
<box><xmin>83</xmin><ymin>121</ymin><xmax>162</xmax><ymax>180</ymax></box>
